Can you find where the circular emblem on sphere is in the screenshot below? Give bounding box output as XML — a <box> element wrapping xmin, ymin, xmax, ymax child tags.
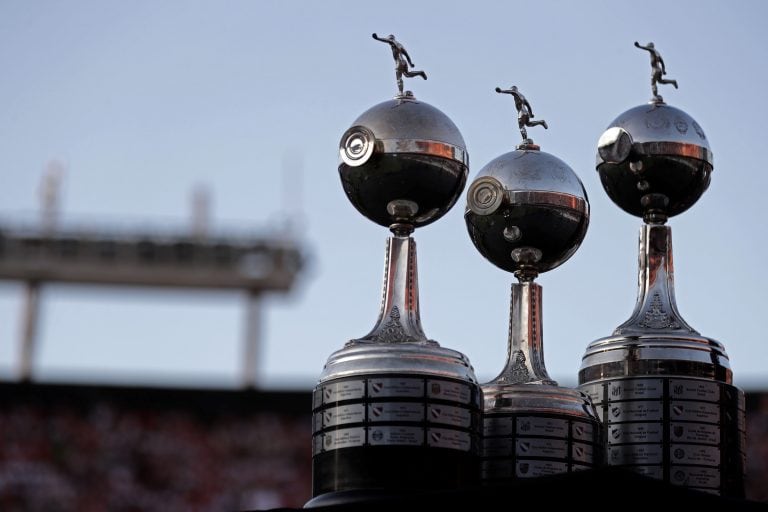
<box><xmin>465</xmin><ymin>149</ymin><xmax>589</xmax><ymax>276</ymax></box>
<box><xmin>340</xmin><ymin>126</ymin><xmax>375</xmax><ymax>167</ymax></box>
<box><xmin>467</xmin><ymin>176</ymin><xmax>504</xmax><ymax>216</ymax></box>
<box><xmin>339</xmin><ymin>97</ymin><xmax>469</xmax><ymax>229</ymax></box>
<box><xmin>597</xmin><ymin>127</ymin><xmax>632</xmax><ymax>164</ymax></box>
<box><xmin>596</xmin><ymin>103</ymin><xmax>713</xmax><ymax>220</ymax></box>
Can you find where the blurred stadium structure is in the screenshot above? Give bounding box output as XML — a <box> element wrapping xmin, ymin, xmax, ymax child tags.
<box><xmin>1</xmin><ymin>165</ymin><xmax>306</xmax><ymax>387</ymax></box>
<box><xmin>1</xmin><ymin>169</ymin><xmax>766</xmax><ymax>510</ymax></box>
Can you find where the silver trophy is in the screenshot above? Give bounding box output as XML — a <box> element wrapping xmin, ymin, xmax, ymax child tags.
<box><xmin>307</xmin><ymin>34</ymin><xmax>481</xmax><ymax>506</ymax></box>
<box><xmin>579</xmin><ymin>42</ymin><xmax>745</xmax><ymax>496</ymax></box>
<box><xmin>465</xmin><ymin>86</ymin><xmax>601</xmax><ymax>482</ymax></box>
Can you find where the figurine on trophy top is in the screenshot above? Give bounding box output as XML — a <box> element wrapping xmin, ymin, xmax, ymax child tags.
<box><xmin>466</xmin><ymin>86</ymin><xmax>587</xmax><ymax>278</ymax></box>
<box><xmin>372</xmin><ymin>33</ymin><xmax>427</xmax><ymax>99</ymax></box>
<box><xmin>495</xmin><ymin>85</ymin><xmax>548</xmax><ymax>149</ymax></box>
<box><xmin>580</xmin><ymin>42</ymin><xmax>745</xmax><ymax>497</ymax></box>
<box><xmin>465</xmin><ymin>86</ymin><xmax>601</xmax><ymax>483</ymax></box>
<box><xmin>634</xmin><ymin>41</ymin><xmax>678</xmax><ymax>104</ymax></box>
<box><xmin>308</xmin><ymin>34</ymin><xmax>481</xmax><ymax>507</ymax></box>
<box><xmin>596</xmin><ymin>41</ymin><xmax>709</xmax><ymax>222</ymax></box>
<box><xmin>339</xmin><ymin>33</ymin><xmax>468</xmax><ymax>231</ymax></box>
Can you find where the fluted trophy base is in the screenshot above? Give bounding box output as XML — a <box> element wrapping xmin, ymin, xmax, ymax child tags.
<box><xmin>481</xmin><ymin>383</ymin><xmax>602</xmax><ymax>482</ymax></box>
<box><xmin>308</xmin><ymin>343</ymin><xmax>482</xmax><ymax>506</ymax></box>
<box><xmin>580</xmin><ymin>334</ymin><xmax>745</xmax><ymax>497</ymax></box>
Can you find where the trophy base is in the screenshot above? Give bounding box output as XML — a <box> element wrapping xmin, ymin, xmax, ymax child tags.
<box><xmin>307</xmin><ymin>446</ymin><xmax>478</xmax><ymax>507</ymax></box>
<box><xmin>580</xmin><ymin>330</ymin><xmax>746</xmax><ymax>497</ymax></box>
<box><xmin>579</xmin><ymin>375</ymin><xmax>745</xmax><ymax>497</ymax></box>
<box><xmin>480</xmin><ymin>383</ymin><xmax>602</xmax><ymax>482</ymax></box>
<box><xmin>310</xmin><ymin>371</ymin><xmax>482</xmax><ymax>501</ymax></box>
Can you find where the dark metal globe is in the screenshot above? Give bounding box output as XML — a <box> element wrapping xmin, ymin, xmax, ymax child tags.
<box><xmin>465</xmin><ymin>149</ymin><xmax>589</xmax><ymax>276</ymax></box>
<box><xmin>596</xmin><ymin>102</ymin><xmax>712</xmax><ymax>220</ymax></box>
<box><xmin>338</xmin><ymin>96</ymin><xmax>469</xmax><ymax>228</ymax></box>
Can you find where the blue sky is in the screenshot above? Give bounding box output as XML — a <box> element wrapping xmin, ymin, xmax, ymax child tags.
<box><xmin>0</xmin><ymin>1</ymin><xmax>766</xmax><ymax>389</ymax></box>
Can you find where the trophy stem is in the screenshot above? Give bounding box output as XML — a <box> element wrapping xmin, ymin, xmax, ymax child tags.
<box><xmin>490</xmin><ymin>281</ymin><xmax>555</xmax><ymax>385</ymax></box>
<box><xmin>355</xmin><ymin>235</ymin><xmax>430</xmax><ymax>344</ymax></box>
<box><xmin>481</xmin><ymin>281</ymin><xmax>601</xmax><ymax>483</ymax></box>
<box><xmin>579</xmin><ymin>222</ymin><xmax>744</xmax><ymax>496</ymax></box>
<box><xmin>614</xmin><ymin>223</ymin><xmax>696</xmax><ymax>335</ymax></box>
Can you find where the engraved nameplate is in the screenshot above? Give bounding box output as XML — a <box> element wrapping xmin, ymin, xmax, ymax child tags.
<box><xmin>573</xmin><ymin>443</ymin><xmax>594</xmax><ymax>464</ymax></box>
<box><xmin>428</xmin><ymin>428</ymin><xmax>471</xmax><ymax>451</ymax></box>
<box><xmin>608</xmin><ymin>401</ymin><xmax>663</xmax><ymax>422</ymax></box>
<box><xmin>320</xmin><ymin>403</ymin><xmax>365</xmax><ymax>428</ymax></box>
<box><xmin>322</xmin><ymin>427</ymin><xmax>365</xmax><ymax>451</ymax></box>
<box><xmin>516</xmin><ymin>417</ymin><xmax>568</xmax><ymax>437</ymax></box>
<box><xmin>670</xmin><ymin>444</ymin><xmax>720</xmax><ymax>466</ymax></box>
<box><xmin>670</xmin><ymin>466</ymin><xmax>721</xmax><ymax>488</ymax></box>
<box><xmin>368</xmin><ymin>402</ymin><xmax>424</xmax><ymax>423</ymax></box>
<box><xmin>670</xmin><ymin>379</ymin><xmax>720</xmax><ymax>403</ymax></box>
<box><xmin>609</xmin><ymin>444</ymin><xmax>663</xmax><ymax>465</ymax></box>
<box><xmin>670</xmin><ymin>422</ymin><xmax>720</xmax><ymax>445</ymax></box>
<box><xmin>669</xmin><ymin>401</ymin><xmax>720</xmax><ymax>423</ymax></box>
<box><xmin>516</xmin><ymin>438</ymin><xmax>568</xmax><ymax>459</ymax></box>
<box><xmin>428</xmin><ymin>380</ymin><xmax>472</xmax><ymax>404</ymax></box>
<box><xmin>572</xmin><ymin>422</ymin><xmax>595</xmax><ymax>442</ymax></box>
<box><xmin>608</xmin><ymin>423</ymin><xmax>663</xmax><ymax>444</ymax></box>
<box><xmin>515</xmin><ymin>460</ymin><xmax>568</xmax><ymax>478</ymax></box>
<box><xmin>368</xmin><ymin>378</ymin><xmax>423</xmax><ymax>398</ymax></box>
<box><xmin>427</xmin><ymin>404</ymin><xmax>472</xmax><ymax>427</ymax></box>
<box><xmin>323</xmin><ymin>380</ymin><xmax>365</xmax><ymax>403</ymax></box>
<box><xmin>609</xmin><ymin>379</ymin><xmax>663</xmax><ymax>400</ymax></box>
<box><xmin>368</xmin><ymin>426</ymin><xmax>424</xmax><ymax>446</ymax></box>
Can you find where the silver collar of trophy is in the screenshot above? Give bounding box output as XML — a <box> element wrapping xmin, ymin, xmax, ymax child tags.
<box><xmin>307</xmin><ymin>38</ymin><xmax>745</xmax><ymax>506</ymax></box>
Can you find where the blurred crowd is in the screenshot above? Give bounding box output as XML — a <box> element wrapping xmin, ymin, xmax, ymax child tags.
<box><xmin>746</xmin><ymin>394</ymin><xmax>768</xmax><ymax>502</ymax></box>
<box><xmin>0</xmin><ymin>385</ymin><xmax>766</xmax><ymax>510</ymax></box>
<box><xmin>0</xmin><ymin>395</ymin><xmax>311</xmax><ymax>511</ymax></box>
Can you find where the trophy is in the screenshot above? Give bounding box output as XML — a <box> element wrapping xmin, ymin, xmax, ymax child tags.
<box><xmin>307</xmin><ymin>34</ymin><xmax>482</xmax><ymax>506</ymax></box>
<box><xmin>465</xmin><ymin>86</ymin><xmax>601</xmax><ymax>482</ymax></box>
<box><xmin>579</xmin><ymin>42</ymin><xmax>745</xmax><ymax>496</ymax></box>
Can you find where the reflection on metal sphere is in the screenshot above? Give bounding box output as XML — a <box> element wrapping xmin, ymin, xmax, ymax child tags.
<box><xmin>596</xmin><ymin>102</ymin><xmax>712</xmax><ymax>222</ymax></box>
<box><xmin>339</xmin><ymin>96</ymin><xmax>469</xmax><ymax>229</ymax></box>
<box><xmin>465</xmin><ymin>149</ymin><xmax>589</xmax><ymax>277</ymax></box>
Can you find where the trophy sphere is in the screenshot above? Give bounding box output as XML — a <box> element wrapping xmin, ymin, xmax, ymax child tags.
<box><xmin>465</xmin><ymin>149</ymin><xmax>589</xmax><ymax>276</ymax></box>
<box><xmin>339</xmin><ymin>96</ymin><xmax>469</xmax><ymax>228</ymax></box>
<box><xmin>596</xmin><ymin>103</ymin><xmax>712</xmax><ymax>220</ymax></box>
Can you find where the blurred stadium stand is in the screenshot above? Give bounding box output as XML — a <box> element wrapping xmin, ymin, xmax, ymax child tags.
<box><xmin>0</xmin><ymin>382</ymin><xmax>311</xmax><ymax>511</ymax></box>
<box><xmin>0</xmin><ymin>382</ymin><xmax>766</xmax><ymax>511</ymax></box>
